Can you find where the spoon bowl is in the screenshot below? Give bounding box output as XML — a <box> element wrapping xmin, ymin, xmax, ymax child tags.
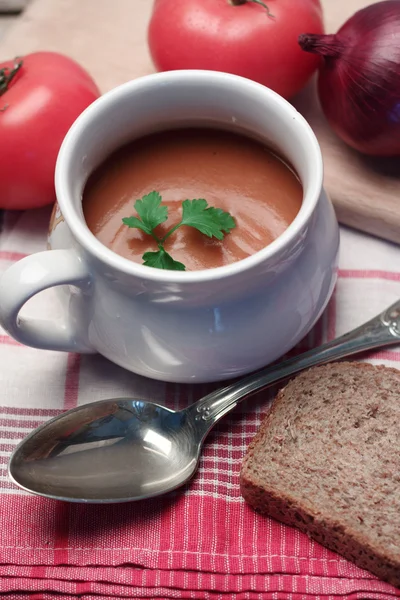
<box><xmin>9</xmin><ymin>399</ymin><xmax>202</xmax><ymax>502</ymax></box>
<box><xmin>9</xmin><ymin>299</ymin><xmax>400</xmax><ymax>503</ymax></box>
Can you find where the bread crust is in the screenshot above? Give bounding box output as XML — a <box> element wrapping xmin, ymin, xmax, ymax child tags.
<box><xmin>240</xmin><ymin>361</ymin><xmax>400</xmax><ymax>587</ymax></box>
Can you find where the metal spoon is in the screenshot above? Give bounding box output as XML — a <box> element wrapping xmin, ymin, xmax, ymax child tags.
<box><xmin>8</xmin><ymin>299</ymin><xmax>400</xmax><ymax>503</ymax></box>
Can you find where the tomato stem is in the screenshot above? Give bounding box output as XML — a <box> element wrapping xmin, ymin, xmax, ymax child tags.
<box><xmin>0</xmin><ymin>58</ymin><xmax>23</xmax><ymax>97</ymax></box>
<box><xmin>230</xmin><ymin>0</ymin><xmax>274</xmax><ymax>18</ymax></box>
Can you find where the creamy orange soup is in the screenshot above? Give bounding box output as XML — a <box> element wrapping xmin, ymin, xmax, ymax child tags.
<box><xmin>83</xmin><ymin>128</ymin><xmax>302</xmax><ymax>270</ymax></box>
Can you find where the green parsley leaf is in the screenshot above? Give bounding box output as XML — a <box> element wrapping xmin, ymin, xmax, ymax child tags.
<box><xmin>122</xmin><ymin>191</ymin><xmax>236</xmax><ymax>271</ymax></box>
<box><xmin>142</xmin><ymin>248</ymin><xmax>186</xmax><ymax>271</ymax></box>
<box><xmin>180</xmin><ymin>199</ymin><xmax>236</xmax><ymax>240</ymax></box>
<box><xmin>122</xmin><ymin>216</ymin><xmax>152</xmax><ymax>235</ymax></box>
<box><xmin>123</xmin><ymin>191</ymin><xmax>168</xmax><ymax>235</ymax></box>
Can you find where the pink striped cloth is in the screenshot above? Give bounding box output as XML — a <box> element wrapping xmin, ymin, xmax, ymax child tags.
<box><xmin>1</xmin><ymin>206</ymin><xmax>400</xmax><ymax>600</ymax></box>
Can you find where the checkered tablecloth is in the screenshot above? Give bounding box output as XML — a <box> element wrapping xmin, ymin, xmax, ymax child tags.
<box><xmin>1</xmin><ymin>206</ymin><xmax>400</xmax><ymax>599</ymax></box>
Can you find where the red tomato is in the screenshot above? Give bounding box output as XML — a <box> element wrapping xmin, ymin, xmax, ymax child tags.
<box><xmin>148</xmin><ymin>0</ymin><xmax>324</xmax><ymax>100</ymax></box>
<box><xmin>0</xmin><ymin>52</ymin><xmax>100</xmax><ymax>210</ymax></box>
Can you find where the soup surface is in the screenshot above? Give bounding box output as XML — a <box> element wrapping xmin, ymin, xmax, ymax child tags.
<box><xmin>83</xmin><ymin>128</ymin><xmax>302</xmax><ymax>271</ymax></box>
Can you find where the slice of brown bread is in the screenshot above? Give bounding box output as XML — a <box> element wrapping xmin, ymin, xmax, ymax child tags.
<box><xmin>240</xmin><ymin>361</ymin><xmax>400</xmax><ymax>587</ymax></box>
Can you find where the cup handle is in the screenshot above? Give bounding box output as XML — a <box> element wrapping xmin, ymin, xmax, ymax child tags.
<box><xmin>0</xmin><ymin>249</ymin><xmax>95</xmax><ymax>353</ymax></box>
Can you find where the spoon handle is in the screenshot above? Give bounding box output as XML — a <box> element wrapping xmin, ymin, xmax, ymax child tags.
<box><xmin>189</xmin><ymin>299</ymin><xmax>400</xmax><ymax>434</ymax></box>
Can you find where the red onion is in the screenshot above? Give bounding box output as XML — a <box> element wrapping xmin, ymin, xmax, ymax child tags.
<box><xmin>299</xmin><ymin>1</ymin><xmax>400</xmax><ymax>156</ymax></box>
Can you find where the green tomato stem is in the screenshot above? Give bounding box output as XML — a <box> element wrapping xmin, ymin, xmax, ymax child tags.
<box><xmin>229</xmin><ymin>0</ymin><xmax>274</xmax><ymax>18</ymax></box>
<box><xmin>0</xmin><ymin>58</ymin><xmax>23</xmax><ymax>97</ymax></box>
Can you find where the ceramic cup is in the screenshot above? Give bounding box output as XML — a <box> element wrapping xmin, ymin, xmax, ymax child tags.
<box><xmin>0</xmin><ymin>70</ymin><xmax>339</xmax><ymax>383</ymax></box>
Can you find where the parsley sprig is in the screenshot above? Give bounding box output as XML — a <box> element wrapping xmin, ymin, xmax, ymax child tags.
<box><xmin>122</xmin><ymin>191</ymin><xmax>236</xmax><ymax>271</ymax></box>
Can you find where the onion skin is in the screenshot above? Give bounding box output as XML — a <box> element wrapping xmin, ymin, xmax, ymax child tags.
<box><xmin>299</xmin><ymin>1</ymin><xmax>400</xmax><ymax>156</ymax></box>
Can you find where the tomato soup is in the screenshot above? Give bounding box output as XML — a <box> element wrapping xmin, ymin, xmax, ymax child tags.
<box><xmin>82</xmin><ymin>128</ymin><xmax>302</xmax><ymax>271</ymax></box>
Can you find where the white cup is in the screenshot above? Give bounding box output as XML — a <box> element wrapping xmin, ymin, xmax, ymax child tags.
<box><xmin>0</xmin><ymin>70</ymin><xmax>339</xmax><ymax>383</ymax></box>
